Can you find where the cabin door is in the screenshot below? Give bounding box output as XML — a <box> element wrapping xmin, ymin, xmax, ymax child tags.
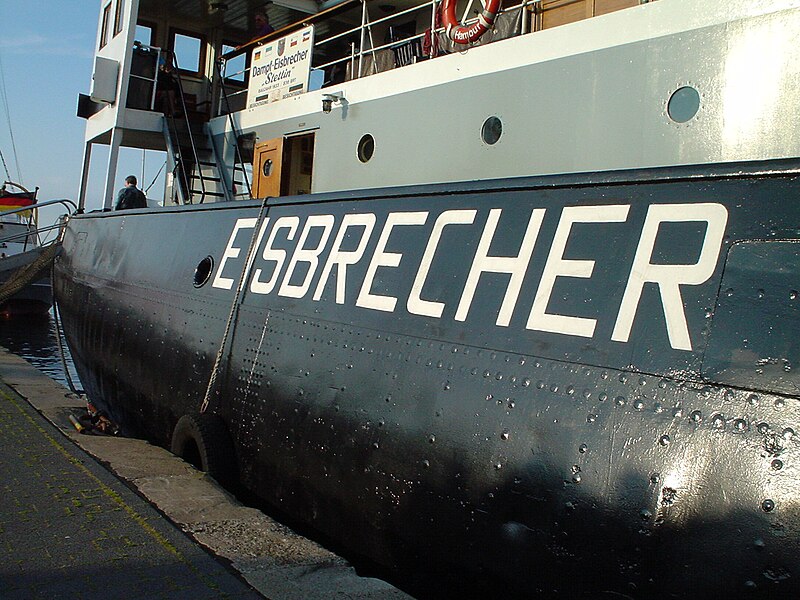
<box><xmin>253</xmin><ymin>137</ymin><xmax>284</xmax><ymax>199</ymax></box>
<box><xmin>252</xmin><ymin>132</ymin><xmax>316</xmax><ymax>199</ymax></box>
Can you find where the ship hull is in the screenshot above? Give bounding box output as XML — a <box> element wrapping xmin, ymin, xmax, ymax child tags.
<box><xmin>0</xmin><ymin>280</ymin><xmax>52</xmax><ymax>316</ymax></box>
<box><xmin>54</xmin><ymin>162</ymin><xmax>800</xmax><ymax>597</ymax></box>
<box><xmin>0</xmin><ymin>247</ymin><xmax>53</xmax><ymax>317</ymax></box>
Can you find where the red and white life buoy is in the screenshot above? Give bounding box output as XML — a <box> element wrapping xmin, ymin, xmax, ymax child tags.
<box><xmin>441</xmin><ymin>0</ymin><xmax>502</xmax><ymax>45</ymax></box>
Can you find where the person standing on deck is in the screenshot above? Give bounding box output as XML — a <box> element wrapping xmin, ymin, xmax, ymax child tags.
<box><xmin>254</xmin><ymin>12</ymin><xmax>274</xmax><ymax>39</ymax></box>
<box><xmin>156</xmin><ymin>50</ymin><xmax>180</xmax><ymax>116</ymax></box>
<box><xmin>115</xmin><ymin>175</ymin><xmax>147</xmax><ymax>210</ymax></box>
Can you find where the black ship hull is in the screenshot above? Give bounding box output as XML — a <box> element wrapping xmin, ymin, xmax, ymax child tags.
<box><xmin>54</xmin><ymin>162</ymin><xmax>800</xmax><ymax>598</ymax></box>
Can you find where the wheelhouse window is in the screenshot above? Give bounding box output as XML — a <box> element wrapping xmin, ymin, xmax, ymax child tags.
<box><xmin>113</xmin><ymin>0</ymin><xmax>125</xmax><ymax>36</ymax></box>
<box><xmin>134</xmin><ymin>21</ymin><xmax>155</xmax><ymax>46</ymax></box>
<box><xmin>222</xmin><ymin>43</ymin><xmax>247</xmax><ymax>84</ymax></box>
<box><xmin>170</xmin><ymin>29</ymin><xmax>206</xmax><ymax>76</ymax></box>
<box><xmin>99</xmin><ymin>3</ymin><xmax>111</xmax><ymax>49</ymax></box>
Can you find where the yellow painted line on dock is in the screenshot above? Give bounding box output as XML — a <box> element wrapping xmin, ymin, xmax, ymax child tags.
<box><xmin>0</xmin><ymin>384</ymin><xmax>226</xmax><ymax>595</ymax></box>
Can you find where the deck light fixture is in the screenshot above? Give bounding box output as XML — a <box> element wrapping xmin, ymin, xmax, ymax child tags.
<box><xmin>322</xmin><ymin>92</ymin><xmax>344</xmax><ymax>113</ymax></box>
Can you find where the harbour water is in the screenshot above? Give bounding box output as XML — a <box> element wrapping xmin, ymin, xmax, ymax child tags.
<box><xmin>0</xmin><ymin>310</ymin><xmax>81</xmax><ymax>390</ymax></box>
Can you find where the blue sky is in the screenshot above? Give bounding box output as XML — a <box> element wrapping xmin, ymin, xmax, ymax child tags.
<box><xmin>0</xmin><ymin>2</ymin><xmax>97</xmax><ymax>205</ymax></box>
<box><xmin>0</xmin><ymin>1</ymin><xmax>164</xmax><ymax>216</ymax></box>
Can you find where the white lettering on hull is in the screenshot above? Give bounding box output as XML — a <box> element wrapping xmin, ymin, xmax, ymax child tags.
<box><xmin>251</xmin><ymin>216</ymin><xmax>299</xmax><ymax>295</ymax></box>
<box><xmin>314</xmin><ymin>213</ymin><xmax>377</xmax><ymax>304</ymax></box>
<box><xmin>455</xmin><ymin>208</ymin><xmax>544</xmax><ymax>327</ymax></box>
<box><xmin>611</xmin><ymin>203</ymin><xmax>729</xmax><ymax>351</ymax></box>
<box><xmin>356</xmin><ymin>212</ymin><xmax>428</xmax><ymax>313</ymax></box>
<box><xmin>528</xmin><ymin>205</ymin><xmax>630</xmax><ymax>337</ymax></box>
<box><xmin>408</xmin><ymin>209</ymin><xmax>477</xmax><ymax>319</ymax></box>
<box><xmin>213</xmin><ymin>218</ymin><xmax>259</xmax><ymax>290</ymax></box>
<box><xmin>213</xmin><ymin>203</ymin><xmax>729</xmax><ymax>351</ymax></box>
<box><xmin>279</xmin><ymin>214</ymin><xmax>335</xmax><ymax>299</ymax></box>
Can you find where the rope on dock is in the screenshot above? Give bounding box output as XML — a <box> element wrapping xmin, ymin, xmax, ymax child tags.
<box><xmin>0</xmin><ymin>242</ymin><xmax>60</xmax><ymax>304</ymax></box>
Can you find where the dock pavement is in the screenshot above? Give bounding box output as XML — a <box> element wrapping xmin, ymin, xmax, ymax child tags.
<box><xmin>0</xmin><ymin>347</ymin><xmax>412</xmax><ymax>600</ymax></box>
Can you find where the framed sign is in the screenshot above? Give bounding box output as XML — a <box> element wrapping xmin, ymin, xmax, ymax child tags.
<box><xmin>247</xmin><ymin>26</ymin><xmax>315</xmax><ymax>109</ymax></box>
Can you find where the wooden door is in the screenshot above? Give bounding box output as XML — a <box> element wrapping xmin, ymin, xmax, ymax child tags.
<box><xmin>538</xmin><ymin>0</ymin><xmax>593</xmax><ymax>29</ymax></box>
<box><xmin>253</xmin><ymin>137</ymin><xmax>284</xmax><ymax>199</ymax></box>
<box><xmin>594</xmin><ymin>0</ymin><xmax>640</xmax><ymax>17</ymax></box>
<box><xmin>536</xmin><ymin>0</ymin><xmax>640</xmax><ymax>30</ymax></box>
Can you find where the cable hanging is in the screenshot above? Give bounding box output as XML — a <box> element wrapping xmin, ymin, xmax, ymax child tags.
<box><xmin>145</xmin><ymin>160</ymin><xmax>167</xmax><ymax>193</ymax></box>
<box><xmin>0</xmin><ymin>147</ymin><xmax>11</xmax><ymax>183</ymax></box>
<box><xmin>0</xmin><ymin>49</ymin><xmax>23</xmax><ymax>184</ymax></box>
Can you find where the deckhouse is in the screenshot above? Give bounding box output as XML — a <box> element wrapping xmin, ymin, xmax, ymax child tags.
<box><xmin>74</xmin><ymin>0</ymin><xmax>716</xmax><ymax>210</ymax></box>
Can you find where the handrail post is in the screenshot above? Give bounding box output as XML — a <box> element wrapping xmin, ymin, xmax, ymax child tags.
<box><xmin>151</xmin><ymin>47</ymin><xmax>162</xmax><ymax>110</ymax></box>
<box><xmin>358</xmin><ymin>0</ymin><xmax>367</xmax><ymax>78</ymax></box>
<box><xmin>521</xmin><ymin>0</ymin><xmax>530</xmax><ymax>34</ymax></box>
<box><xmin>430</xmin><ymin>0</ymin><xmax>437</xmax><ymax>57</ymax></box>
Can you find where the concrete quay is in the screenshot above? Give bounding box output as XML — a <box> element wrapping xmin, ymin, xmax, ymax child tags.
<box><xmin>0</xmin><ymin>348</ymin><xmax>413</xmax><ymax>600</ymax></box>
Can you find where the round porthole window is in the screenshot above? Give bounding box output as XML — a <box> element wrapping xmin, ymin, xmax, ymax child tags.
<box><xmin>262</xmin><ymin>158</ymin><xmax>273</xmax><ymax>177</ymax></box>
<box><xmin>481</xmin><ymin>116</ymin><xmax>503</xmax><ymax>145</ymax></box>
<box><xmin>357</xmin><ymin>134</ymin><xmax>375</xmax><ymax>163</ymax></box>
<box><xmin>193</xmin><ymin>256</ymin><xmax>214</xmax><ymax>288</ymax></box>
<box><xmin>667</xmin><ymin>86</ymin><xmax>701</xmax><ymax>123</ymax></box>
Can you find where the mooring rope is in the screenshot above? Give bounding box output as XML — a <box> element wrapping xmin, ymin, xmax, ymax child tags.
<box><xmin>0</xmin><ymin>243</ymin><xmax>60</xmax><ymax>305</ymax></box>
<box><xmin>200</xmin><ymin>197</ymin><xmax>270</xmax><ymax>414</ymax></box>
<box><xmin>51</xmin><ymin>269</ymin><xmax>83</xmax><ymax>396</ymax></box>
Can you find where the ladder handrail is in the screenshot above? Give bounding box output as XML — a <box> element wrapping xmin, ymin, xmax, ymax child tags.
<box><xmin>214</xmin><ymin>58</ymin><xmax>252</xmax><ymax>199</ymax></box>
<box><xmin>162</xmin><ymin>117</ymin><xmax>193</xmax><ymax>205</ymax></box>
<box><xmin>163</xmin><ymin>52</ymin><xmax>207</xmax><ymax>203</ymax></box>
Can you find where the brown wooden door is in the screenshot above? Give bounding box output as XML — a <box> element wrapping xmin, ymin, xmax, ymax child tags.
<box><xmin>537</xmin><ymin>0</ymin><xmax>639</xmax><ymax>30</ymax></box>
<box><xmin>253</xmin><ymin>137</ymin><xmax>284</xmax><ymax>199</ymax></box>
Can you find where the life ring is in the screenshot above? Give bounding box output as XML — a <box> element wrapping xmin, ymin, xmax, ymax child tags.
<box><xmin>170</xmin><ymin>412</ymin><xmax>237</xmax><ymax>487</ymax></box>
<box><xmin>441</xmin><ymin>0</ymin><xmax>502</xmax><ymax>45</ymax></box>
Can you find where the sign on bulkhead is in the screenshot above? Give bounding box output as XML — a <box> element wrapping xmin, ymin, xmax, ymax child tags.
<box><xmin>247</xmin><ymin>26</ymin><xmax>315</xmax><ymax>109</ymax></box>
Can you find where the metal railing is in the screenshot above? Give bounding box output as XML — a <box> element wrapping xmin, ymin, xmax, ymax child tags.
<box><xmin>128</xmin><ymin>42</ymin><xmax>162</xmax><ymax>111</ymax></box>
<box><xmin>216</xmin><ymin>0</ymin><xmax>538</xmax><ymax>117</ymax></box>
<box><xmin>0</xmin><ymin>198</ymin><xmax>77</xmax><ymax>219</ymax></box>
<box><xmin>0</xmin><ymin>198</ymin><xmax>77</xmax><ymax>247</ymax></box>
<box><xmin>0</xmin><ymin>222</ymin><xmax>66</xmax><ymax>247</ymax></box>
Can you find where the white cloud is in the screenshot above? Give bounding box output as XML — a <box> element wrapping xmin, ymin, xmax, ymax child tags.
<box><xmin>0</xmin><ymin>33</ymin><xmax>49</xmax><ymax>50</ymax></box>
<box><xmin>0</xmin><ymin>32</ymin><xmax>93</xmax><ymax>58</ymax></box>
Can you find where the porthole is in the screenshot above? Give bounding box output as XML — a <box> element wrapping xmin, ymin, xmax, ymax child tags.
<box><xmin>667</xmin><ymin>86</ymin><xmax>701</xmax><ymax>123</ymax></box>
<box><xmin>262</xmin><ymin>158</ymin><xmax>273</xmax><ymax>177</ymax></box>
<box><xmin>481</xmin><ymin>116</ymin><xmax>503</xmax><ymax>145</ymax></box>
<box><xmin>193</xmin><ymin>256</ymin><xmax>214</xmax><ymax>288</ymax></box>
<box><xmin>357</xmin><ymin>134</ymin><xmax>375</xmax><ymax>163</ymax></box>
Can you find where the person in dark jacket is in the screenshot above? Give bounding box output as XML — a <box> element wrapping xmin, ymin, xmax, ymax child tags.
<box><xmin>115</xmin><ymin>175</ymin><xmax>148</xmax><ymax>210</ymax></box>
<box><xmin>253</xmin><ymin>12</ymin><xmax>274</xmax><ymax>38</ymax></box>
<box><xmin>156</xmin><ymin>50</ymin><xmax>179</xmax><ymax>116</ymax></box>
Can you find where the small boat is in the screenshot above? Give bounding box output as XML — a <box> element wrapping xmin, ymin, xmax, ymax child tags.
<box><xmin>0</xmin><ymin>182</ymin><xmax>53</xmax><ymax>317</ymax></box>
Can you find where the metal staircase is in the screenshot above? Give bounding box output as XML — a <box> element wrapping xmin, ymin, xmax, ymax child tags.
<box><xmin>162</xmin><ymin>114</ymin><xmax>232</xmax><ymax>204</ymax></box>
<box><xmin>161</xmin><ymin>58</ymin><xmax>235</xmax><ymax>205</ymax></box>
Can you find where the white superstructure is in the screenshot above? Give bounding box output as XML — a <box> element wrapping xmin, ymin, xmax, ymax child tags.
<box><xmin>77</xmin><ymin>0</ymin><xmax>800</xmax><ymax>209</ymax></box>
